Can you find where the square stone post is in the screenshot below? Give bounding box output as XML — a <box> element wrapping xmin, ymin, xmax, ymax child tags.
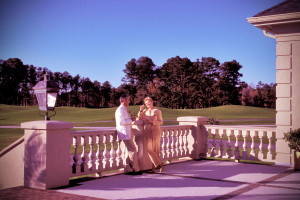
<box><xmin>177</xmin><ymin>116</ymin><xmax>209</xmax><ymax>160</ymax></box>
<box><xmin>21</xmin><ymin>120</ymin><xmax>73</xmax><ymax>189</ymax></box>
<box><xmin>275</xmin><ymin>32</ymin><xmax>300</xmax><ymax>166</ymax></box>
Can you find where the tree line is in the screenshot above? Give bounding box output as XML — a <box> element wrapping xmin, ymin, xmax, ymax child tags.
<box><xmin>0</xmin><ymin>57</ymin><xmax>275</xmax><ymax>109</ymax></box>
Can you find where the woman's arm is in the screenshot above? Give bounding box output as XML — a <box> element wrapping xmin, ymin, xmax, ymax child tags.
<box><xmin>137</xmin><ymin>105</ymin><xmax>146</xmax><ymax>120</ymax></box>
<box><xmin>153</xmin><ymin>109</ymin><xmax>163</xmax><ymax>126</ymax></box>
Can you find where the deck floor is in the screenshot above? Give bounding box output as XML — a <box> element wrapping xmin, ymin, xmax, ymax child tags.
<box><xmin>56</xmin><ymin>160</ymin><xmax>300</xmax><ymax>200</ymax></box>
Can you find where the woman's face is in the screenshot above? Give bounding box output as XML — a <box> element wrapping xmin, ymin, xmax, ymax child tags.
<box><xmin>145</xmin><ymin>100</ymin><xmax>153</xmax><ymax>108</ymax></box>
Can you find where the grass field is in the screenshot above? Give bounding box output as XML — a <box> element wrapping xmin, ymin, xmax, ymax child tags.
<box><xmin>0</xmin><ymin>104</ymin><xmax>275</xmax><ymax>151</ymax></box>
<box><xmin>0</xmin><ymin>104</ymin><xmax>275</xmax><ymax>125</ymax></box>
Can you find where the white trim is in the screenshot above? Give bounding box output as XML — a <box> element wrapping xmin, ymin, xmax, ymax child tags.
<box><xmin>247</xmin><ymin>12</ymin><xmax>300</xmax><ymax>25</ymax></box>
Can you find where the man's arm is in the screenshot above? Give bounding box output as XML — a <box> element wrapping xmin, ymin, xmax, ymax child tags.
<box><xmin>119</xmin><ymin>107</ymin><xmax>132</xmax><ymax>126</ymax></box>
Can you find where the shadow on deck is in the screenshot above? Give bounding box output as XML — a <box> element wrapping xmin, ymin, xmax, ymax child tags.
<box><xmin>3</xmin><ymin>159</ymin><xmax>299</xmax><ymax>200</ymax></box>
<box><xmin>1</xmin><ymin>159</ymin><xmax>300</xmax><ymax>199</ymax></box>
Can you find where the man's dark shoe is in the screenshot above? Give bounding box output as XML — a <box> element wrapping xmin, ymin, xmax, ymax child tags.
<box><xmin>125</xmin><ymin>171</ymin><xmax>143</xmax><ymax>175</ymax></box>
<box><xmin>133</xmin><ymin>171</ymin><xmax>143</xmax><ymax>175</ymax></box>
<box><xmin>125</xmin><ymin>171</ymin><xmax>135</xmax><ymax>175</ymax></box>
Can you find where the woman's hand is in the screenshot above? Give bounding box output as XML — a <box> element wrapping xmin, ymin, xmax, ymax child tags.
<box><xmin>140</xmin><ymin>105</ymin><xmax>144</xmax><ymax>112</ymax></box>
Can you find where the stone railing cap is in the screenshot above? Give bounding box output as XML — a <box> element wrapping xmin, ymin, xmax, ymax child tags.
<box><xmin>21</xmin><ymin>120</ymin><xmax>74</xmax><ymax>130</ymax></box>
<box><xmin>177</xmin><ymin>116</ymin><xmax>209</xmax><ymax>122</ymax></box>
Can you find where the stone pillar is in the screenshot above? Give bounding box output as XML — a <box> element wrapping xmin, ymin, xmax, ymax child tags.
<box><xmin>132</xmin><ymin>120</ymin><xmax>152</xmax><ymax>170</ymax></box>
<box><xmin>177</xmin><ymin>116</ymin><xmax>209</xmax><ymax>160</ymax></box>
<box><xmin>21</xmin><ymin>120</ymin><xmax>73</xmax><ymax>189</ymax></box>
<box><xmin>275</xmin><ymin>32</ymin><xmax>300</xmax><ymax>166</ymax></box>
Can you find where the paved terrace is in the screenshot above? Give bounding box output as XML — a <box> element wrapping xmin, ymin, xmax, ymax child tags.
<box><xmin>1</xmin><ymin>159</ymin><xmax>300</xmax><ymax>200</ymax></box>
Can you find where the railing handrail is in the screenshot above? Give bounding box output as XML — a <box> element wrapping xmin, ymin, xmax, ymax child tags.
<box><xmin>205</xmin><ymin>124</ymin><xmax>276</xmax><ymax>131</ymax></box>
<box><xmin>0</xmin><ymin>136</ymin><xmax>24</xmax><ymax>158</ymax></box>
<box><xmin>70</xmin><ymin>129</ymin><xmax>116</xmax><ymax>136</ymax></box>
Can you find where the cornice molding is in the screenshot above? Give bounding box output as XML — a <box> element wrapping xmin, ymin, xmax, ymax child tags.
<box><xmin>247</xmin><ymin>12</ymin><xmax>300</xmax><ymax>31</ymax></box>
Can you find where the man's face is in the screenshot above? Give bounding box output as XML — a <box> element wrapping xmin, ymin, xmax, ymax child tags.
<box><xmin>124</xmin><ymin>96</ymin><xmax>130</xmax><ymax>106</ymax></box>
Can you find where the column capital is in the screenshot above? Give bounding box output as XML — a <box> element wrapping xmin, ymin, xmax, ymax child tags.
<box><xmin>177</xmin><ymin>116</ymin><xmax>209</xmax><ymax>124</ymax></box>
<box><xmin>21</xmin><ymin>120</ymin><xmax>73</xmax><ymax>130</ymax></box>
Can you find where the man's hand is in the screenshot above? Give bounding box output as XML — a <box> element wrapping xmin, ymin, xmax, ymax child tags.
<box><xmin>131</xmin><ymin>116</ymin><xmax>136</xmax><ymax>121</ymax></box>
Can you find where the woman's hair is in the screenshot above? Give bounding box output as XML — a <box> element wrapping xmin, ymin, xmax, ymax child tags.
<box><xmin>144</xmin><ymin>96</ymin><xmax>153</xmax><ymax>103</ymax></box>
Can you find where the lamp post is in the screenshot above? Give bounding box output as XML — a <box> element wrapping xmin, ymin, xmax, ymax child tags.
<box><xmin>33</xmin><ymin>73</ymin><xmax>59</xmax><ymax>120</ymax></box>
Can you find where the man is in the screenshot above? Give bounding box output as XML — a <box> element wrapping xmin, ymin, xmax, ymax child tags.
<box><xmin>115</xmin><ymin>94</ymin><xmax>142</xmax><ymax>175</ymax></box>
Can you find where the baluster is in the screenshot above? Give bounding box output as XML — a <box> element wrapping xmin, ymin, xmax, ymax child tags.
<box><xmin>164</xmin><ymin>129</ymin><xmax>169</xmax><ymax>161</ymax></box>
<box><xmin>210</xmin><ymin>128</ymin><xmax>217</xmax><ymax>157</ymax></box>
<box><xmin>160</xmin><ymin>129</ymin><xmax>164</xmax><ymax>160</ymax></box>
<box><xmin>173</xmin><ymin>129</ymin><xmax>178</xmax><ymax>158</ymax></box>
<box><xmin>241</xmin><ymin>130</ymin><xmax>249</xmax><ymax>159</ymax></box>
<box><xmin>234</xmin><ymin>130</ymin><xmax>241</xmax><ymax>161</ymax></box>
<box><xmin>185</xmin><ymin>128</ymin><xmax>190</xmax><ymax>156</ymax></box>
<box><xmin>218</xmin><ymin>129</ymin><xmax>225</xmax><ymax>158</ymax></box>
<box><xmin>167</xmin><ymin>129</ymin><xmax>172</xmax><ymax>163</ymax></box>
<box><xmin>116</xmin><ymin>135</ymin><xmax>123</xmax><ymax>168</ymax></box>
<box><xmin>109</xmin><ymin>134</ymin><xmax>117</xmax><ymax>168</ymax></box>
<box><xmin>171</xmin><ymin>129</ymin><xmax>176</xmax><ymax>160</ymax></box>
<box><xmin>249</xmin><ymin>130</ymin><xmax>258</xmax><ymax>160</ymax></box>
<box><xmin>176</xmin><ymin>129</ymin><xmax>181</xmax><ymax>158</ymax></box>
<box><xmin>182</xmin><ymin>129</ymin><xmax>190</xmax><ymax>156</ymax></box>
<box><xmin>81</xmin><ymin>136</ymin><xmax>88</xmax><ymax>172</ymax></box>
<box><xmin>182</xmin><ymin>129</ymin><xmax>188</xmax><ymax>156</ymax></box>
<box><xmin>174</xmin><ymin>129</ymin><xmax>181</xmax><ymax>158</ymax></box>
<box><xmin>179</xmin><ymin>129</ymin><xmax>184</xmax><ymax>157</ymax></box>
<box><xmin>226</xmin><ymin>129</ymin><xmax>233</xmax><ymax>158</ymax></box>
<box><xmin>103</xmin><ymin>134</ymin><xmax>110</xmax><ymax>169</ymax></box>
<box><xmin>204</xmin><ymin>127</ymin><xmax>209</xmax><ymax>156</ymax></box>
<box><xmin>95</xmin><ymin>135</ymin><xmax>103</xmax><ymax>176</ymax></box>
<box><xmin>258</xmin><ymin>130</ymin><xmax>265</xmax><ymax>160</ymax></box>
<box><xmin>266</xmin><ymin>131</ymin><xmax>273</xmax><ymax>161</ymax></box>
<box><xmin>88</xmin><ymin>135</ymin><xmax>96</xmax><ymax>171</ymax></box>
<box><xmin>206</xmin><ymin>128</ymin><xmax>212</xmax><ymax>155</ymax></box>
<box><xmin>72</xmin><ymin>136</ymin><xmax>80</xmax><ymax>174</ymax></box>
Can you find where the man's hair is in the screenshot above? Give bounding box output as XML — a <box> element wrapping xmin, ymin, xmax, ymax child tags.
<box><xmin>120</xmin><ymin>93</ymin><xmax>130</xmax><ymax>103</ymax></box>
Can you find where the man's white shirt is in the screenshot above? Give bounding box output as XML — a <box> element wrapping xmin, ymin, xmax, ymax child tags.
<box><xmin>115</xmin><ymin>104</ymin><xmax>132</xmax><ymax>140</ymax></box>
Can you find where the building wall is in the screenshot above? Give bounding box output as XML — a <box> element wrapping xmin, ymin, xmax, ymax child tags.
<box><xmin>275</xmin><ymin>26</ymin><xmax>300</xmax><ymax>165</ymax></box>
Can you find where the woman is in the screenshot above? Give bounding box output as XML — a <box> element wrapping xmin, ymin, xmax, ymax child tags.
<box><xmin>138</xmin><ymin>97</ymin><xmax>163</xmax><ymax>172</ymax></box>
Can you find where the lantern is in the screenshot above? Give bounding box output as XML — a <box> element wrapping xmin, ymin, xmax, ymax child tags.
<box><xmin>33</xmin><ymin>73</ymin><xmax>59</xmax><ymax>120</ymax></box>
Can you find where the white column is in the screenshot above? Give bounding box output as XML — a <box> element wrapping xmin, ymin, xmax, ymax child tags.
<box><xmin>275</xmin><ymin>32</ymin><xmax>300</xmax><ymax>166</ymax></box>
<box><xmin>21</xmin><ymin>120</ymin><xmax>73</xmax><ymax>189</ymax></box>
<box><xmin>177</xmin><ymin>116</ymin><xmax>209</xmax><ymax>160</ymax></box>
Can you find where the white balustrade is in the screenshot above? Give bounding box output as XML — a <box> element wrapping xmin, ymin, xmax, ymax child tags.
<box><xmin>205</xmin><ymin>125</ymin><xmax>276</xmax><ymax>163</ymax></box>
<box><xmin>160</xmin><ymin>125</ymin><xmax>193</xmax><ymax>162</ymax></box>
<box><xmin>15</xmin><ymin>118</ymin><xmax>278</xmax><ymax>190</ymax></box>
<box><xmin>69</xmin><ymin>124</ymin><xmax>276</xmax><ymax>180</ymax></box>
<box><xmin>70</xmin><ymin>129</ymin><xmax>120</xmax><ymax>177</ymax></box>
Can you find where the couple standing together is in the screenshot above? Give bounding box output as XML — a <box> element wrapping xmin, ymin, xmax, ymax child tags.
<box><xmin>115</xmin><ymin>94</ymin><xmax>163</xmax><ymax>175</ymax></box>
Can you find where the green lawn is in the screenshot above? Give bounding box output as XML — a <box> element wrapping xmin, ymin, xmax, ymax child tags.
<box><xmin>0</xmin><ymin>128</ymin><xmax>24</xmax><ymax>151</ymax></box>
<box><xmin>0</xmin><ymin>104</ymin><xmax>275</xmax><ymax>125</ymax></box>
<box><xmin>0</xmin><ymin>104</ymin><xmax>275</xmax><ymax>151</ymax></box>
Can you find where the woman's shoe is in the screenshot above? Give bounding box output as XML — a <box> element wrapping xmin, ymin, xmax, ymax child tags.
<box><xmin>159</xmin><ymin>163</ymin><xmax>163</xmax><ymax>172</ymax></box>
<box><xmin>151</xmin><ymin>164</ymin><xmax>155</xmax><ymax>173</ymax></box>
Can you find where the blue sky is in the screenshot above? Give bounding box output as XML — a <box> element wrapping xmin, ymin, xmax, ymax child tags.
<box><xmin>0</xmin><ymin>0</ymin><xmax>283</xmax><ymax>87</ymax></box>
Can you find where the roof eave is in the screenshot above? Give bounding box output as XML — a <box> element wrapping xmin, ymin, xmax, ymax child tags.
<box><xmin>247</xmin><ymin>12</ymin><xmax>300</xmax><ymax>32</ymax></box>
